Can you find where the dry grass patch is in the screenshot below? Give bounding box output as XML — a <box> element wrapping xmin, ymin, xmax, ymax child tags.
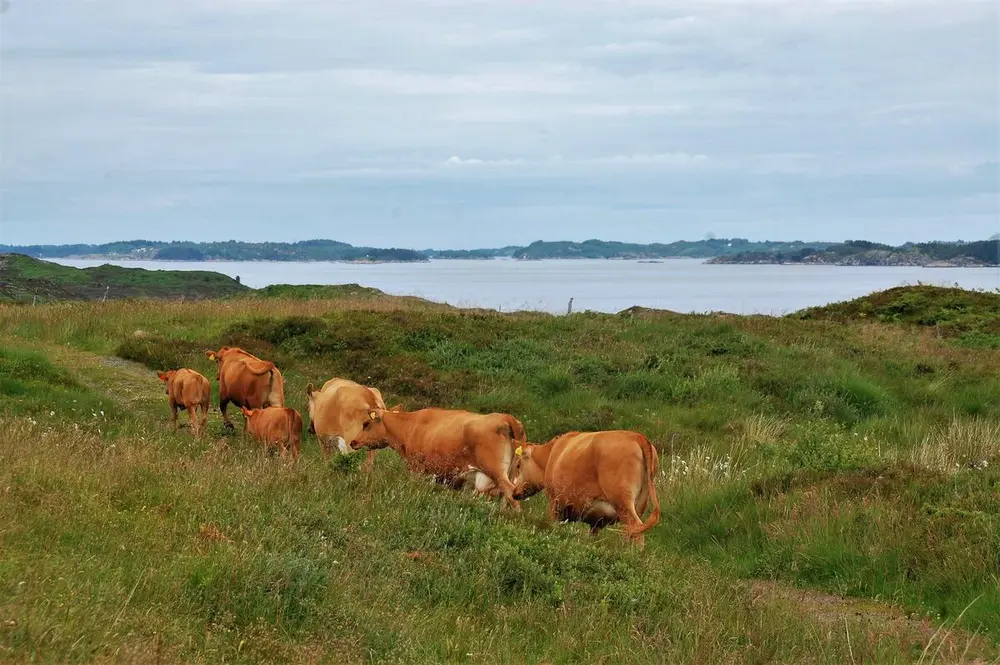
<box><xmin>909</xmin><ymin>418</ymin><xmax>1000</xmax><ymax>472</ymax></box>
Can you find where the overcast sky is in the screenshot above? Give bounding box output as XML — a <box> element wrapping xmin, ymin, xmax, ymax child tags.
<box><xmin>0</xmin><ymin>0</ymin><xmax>997</xmax><ymax>248</ymax></box>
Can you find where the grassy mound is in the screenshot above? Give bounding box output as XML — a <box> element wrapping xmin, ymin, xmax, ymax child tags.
<box><xmin>792</xmin><ymin>285</ymin><xmax>1000</xmax><ymax>348</ymax></box>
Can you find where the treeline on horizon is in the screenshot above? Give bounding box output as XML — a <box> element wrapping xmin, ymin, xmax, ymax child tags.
<box><xmin>713</xmin><ymin>239</ymin><xmax>1000</xmax><ymax>266</ymax></box>
<box><xmin>1</xmin><ymin>237</ymin><xmax>997</xmax><ymax>263</ymax></box>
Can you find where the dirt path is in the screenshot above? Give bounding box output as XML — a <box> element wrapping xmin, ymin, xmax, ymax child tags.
<box><xmin>9</xmin><ymin>339</ymin><xmax>169</xmax><ymax>423</ymax></box>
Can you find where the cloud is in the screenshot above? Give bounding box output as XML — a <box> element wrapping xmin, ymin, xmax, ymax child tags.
<box><xmin>0</xmin><ymin>0</ymin><xmax>996</xmax><ymax>246</ymax></box>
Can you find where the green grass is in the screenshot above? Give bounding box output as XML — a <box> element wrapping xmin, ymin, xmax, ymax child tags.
<box><xmin>0</xmin><ymin>286</ymin><xmax>998</xmax><ymax>663</ymax></box>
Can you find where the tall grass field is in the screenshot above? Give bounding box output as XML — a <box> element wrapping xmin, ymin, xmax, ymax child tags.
<box><xmin>1</xmin><ymin>285</ymin><xmax>998</xmax><ymax>664</ymax></box>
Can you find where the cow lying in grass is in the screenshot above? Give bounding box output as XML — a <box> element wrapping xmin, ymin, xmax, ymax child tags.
<box><xmin>350</xmin><ymin>406</ymin><xmax>526</xmax><ymax>511</ymax></box>
<box><xmin>513</xmin><ymin>430</ymin><xmax>661</xmax><ymax>547</ymax></box>
<box><xmin>241</xmin><ymin>405</ymin><xmax>303</xmax><ymax>462</ymax></box>
<box><xmin>157</xmin><ymin>368</ymin><xmax>211</xmax><ymax>438</ymax></box>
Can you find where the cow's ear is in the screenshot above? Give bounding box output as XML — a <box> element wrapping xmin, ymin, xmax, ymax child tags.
<box><xmin>204</xmin><ymin>350</ymin><xmax>216</xmax><ymax>361</ymax></box>
<box><xmin>157</xmin><ymin>372</ymin><xmax>168</xmax><ymax>381</ymax></box>
<box><xmin>390</xmin><ymin>403</ymin><xmax>404</xmax><ymax>412</ymax></box>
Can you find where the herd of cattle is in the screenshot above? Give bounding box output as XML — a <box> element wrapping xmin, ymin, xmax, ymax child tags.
<box><xmin>157</xmin><ymin>345</ymin><xmax>661</xmax><ymax>546</ymax></box>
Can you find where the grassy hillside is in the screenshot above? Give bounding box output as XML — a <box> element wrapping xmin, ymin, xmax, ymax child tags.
<box><xmin>0</xmin><ymin>288</ymin><xmax>998</xmax><ymax>663</ymax></box>
<box><xmin>0</xmin><ymin>255</ymin><xmax>429</xmax><ymax>306</ymax></box>
<box><xmin>0</xmin><ymin>253</ymin><xmax>249</xmax><ymax>303</ymax></box>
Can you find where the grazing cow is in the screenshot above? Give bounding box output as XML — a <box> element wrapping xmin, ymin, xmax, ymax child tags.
<box><xmin>204</xmin><ymin>347</ymin><xmax>284</xmax><ymax>429</ymax></box>
<box><xmin>306</xmin><ymin>378</ymin><xmax>387</xmax><ymax>469</ymax></box>
<box><xmin>157</xmin><ymin>368</ymin><xmax>211</xmax><ymax>437</ymax></box>
<box><xmin>513</xmin><ymin>430</ymin><xmax>661</xmax><ymax>547</ymax></box>
<box><xmin>350</xmin><ymin>407</ymin><xmax>526</xmax><ymax>511</ymax></box>
<box><xmin>240</xmin><ymin>406</ymin><xmax>303</xmax><ymax>461</ymax></box>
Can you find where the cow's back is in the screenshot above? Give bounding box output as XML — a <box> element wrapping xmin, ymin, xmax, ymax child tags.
<box><xmin>171</xmin><ymin>369</ymin><xmax>210</xmax><ymax>406</ymax></box>
<box><xmin>220</xmin><ymin>357</ymin><xmax>282</xmax><ymax>408</ymax></box>
<box><xmin>546</xmin><ymin>431</ymin><xmax>646</xmax><ymax>505</ymax></box>
<box><xmin>253</xmin><ymin>407</ymin><xmax>294</xmax><ymax>441</ymax></box>
<box><xmin>405</xmin><ymin>409</ymin><xmax>517</xmax><ymax>469</ymax></box>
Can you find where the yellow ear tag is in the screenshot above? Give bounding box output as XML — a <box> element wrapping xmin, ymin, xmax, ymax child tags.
<box><xmin>514</xmin><ymin>446</ymin><xmax>523</xmax><ymax>457</ymax></box>
<box><xmin>369</xmin><ymin>410</ymin><xmax>378</xmax><ymax>420</ymax></box>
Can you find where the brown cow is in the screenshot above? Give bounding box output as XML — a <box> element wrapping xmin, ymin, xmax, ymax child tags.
<box><xmin>157</xmin><ymin>368</ymin><xmax>211</xmax><ymax>437</ymax></box>
<box><xmin>350</xmin><ymin>407</ymin><xmax>526</xmax><ymax>511</ymax></box>
<box><xmin>240</xmin><ymin>406</ymin><xmax>303</xmax><ymax>461</ymax></box>
<box><xmin>204</xmin><ymin>347</ymin><xmax>284</xmax><ymax>429</ymax></box>
<box><xmin>512</xmin><ymin>430</ymin><xmax>661</xmax><ymax>547</ymax></box>
<box><xmin>306</xmin><ymin>378</ymin><xmax>387</xmax><ymax>469</ymax></box>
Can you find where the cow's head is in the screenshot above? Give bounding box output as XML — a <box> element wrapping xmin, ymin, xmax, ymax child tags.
<box><xmin>350</xmin><ymin>408</ymin><xmax>391</xmax><ymax>450</ymax></box>
<box><xmin>512</xmin><ymin>443</ymin><xmax>546</xmax><ymax>499</ymax></box>
<box><xmin>156</xmin><ymin>370</ymin><xmax>176</xmax><ymax>393</ymax></box>
<box><xmin>240</xmin><ymin>406</ymin><xmax>257</xmax><ymax>430</ymax></box>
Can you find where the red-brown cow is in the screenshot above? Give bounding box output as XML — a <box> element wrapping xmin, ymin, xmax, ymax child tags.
<box><xmin>513</xmin><ymin>430</ymin><xmax>661</xmax><ymax>547</ymax></box>
<box><xmin>204</xmin><ymin>347</ymin><xmax>284</xmax><ymax>429</ymax></box>
<box><xmin>240</xmin><ymin>406</ymin><xmax>303</xmax><ymax>461</ymax></box>
<box><xmin>157</xmin><ymin>368</ymin><xmax>211</xmax><ymax>437</ymax></box>
<box><xmin>350</xmin><ymin>406</ymin><xmax>526</xmax><ymax>510</ymax></box>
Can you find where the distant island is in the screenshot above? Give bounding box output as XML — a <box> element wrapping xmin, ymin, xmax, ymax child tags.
<box><xmin>0</xmin><ymin>237</ymin><xmax>832</xmax><ymax>262</ymax></box>
<box><xmin>709</xmin><ymin>240</ymin><xmax>999</xmax><ymax>267</ymax></box>
<box><xmin>0</xmin><ymin>239</ymin><xmax>427</xmax><ymax>264</ymax></box>
<box><xmin>0</xmin><ymin>237</ymin><xmax>996</xmax><ymax>266</ymax></box>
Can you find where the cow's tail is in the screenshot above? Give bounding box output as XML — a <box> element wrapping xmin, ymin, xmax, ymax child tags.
<box><xmin>629</xmin><ymin>434</ymin><xmax>661</xmax><ymax>536</ymax></box>
<box><xmin>496</xmin><ymin>414</ymin><xmax>526</xmax><ymax>483</ymax></box>
<box><xmin>501</xmin><ymin>414</ymin><xmax>527</xmax><ymax>444</ymax></box>
<box><xmin>266</xmin><ymin>368</ymin><xmax>284</xmax><ymax>407</ymax></box>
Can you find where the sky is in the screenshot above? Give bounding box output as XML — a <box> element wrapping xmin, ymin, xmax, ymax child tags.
<box><xmin>0</xmin><ymin>0</ymin><xmax>997</xmax><ymax>249</ymax></box>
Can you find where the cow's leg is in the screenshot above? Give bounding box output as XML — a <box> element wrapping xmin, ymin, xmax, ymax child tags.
<box><xmin>546</xmin><ymin>496</ymin><xmax>560</xmax><ymax>524</ymax></box>
<box><xmin>362</xmin><ymin>449</ymin><xmax>377</xmax><ymax>472</ymax></box>
<box><xmin>614</xmin><ymin>499</ymin><xmax>646</xmax><ymax>549</ymax></box>
<box><xmin>473</xmin><ymin>447</ymin><xmax>520</xmax><ymax>512</ymax></box>
<box><xmin>186</xmin><ymin>403</ymin><xmax>199</xmax><ymax>436</ymax></box>
<box><xmin>168</xmin><ymin>399</ymin><xmax>178</xmax><ymax>431</ymax></box>
<box><xmin>220</xmin><ymin>398</ymin><xmax>234</xmax><ymax>430</ymax></box>
<box><xmin>199</xmin><ymin>401</ymin><xmax>209</xmax><ymax>438</ymax></box>
<box><xmin>319</xmin><ymin>435</ymin><xmax>333</xmax><ymax>460</ymax></box>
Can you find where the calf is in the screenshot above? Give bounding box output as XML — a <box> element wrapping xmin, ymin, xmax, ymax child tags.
<box><xmin>157</xmin><ymin>368</ymin><xmax>211</xmax><ymax>437</ymax></box>
<box><xmin>513</xmin><ymin>430</ymin><xmax>661</xmax><ymax>547</ymax></box>
<box><xmin>351</xmin><ymin>406</ymin><xmax>526</xmax><ymax>511</ymax></box>
<box><xmin>240</xmin><ymin>406</ymin><xmax>303</xmax><ymax>462</ymax></box>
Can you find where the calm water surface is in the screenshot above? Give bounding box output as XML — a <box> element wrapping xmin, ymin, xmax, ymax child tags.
<box><xmin>52</xmin><ymin>258</ymin><xmax>1000</xmax><ymax>315</ymax></box>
